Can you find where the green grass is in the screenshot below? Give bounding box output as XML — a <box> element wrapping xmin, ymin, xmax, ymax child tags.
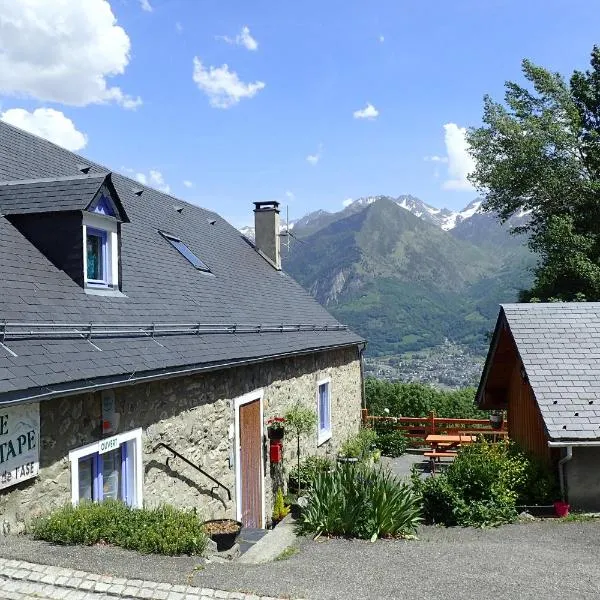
<box><xmin>561</xmin><ymin>512</ymin><xmax>600</xmax><ymax>522</ymax></box>
<box><xmin>275</xmin><ymin>545</ymin><xmax>300</xmax><ymax>560</ymax></box>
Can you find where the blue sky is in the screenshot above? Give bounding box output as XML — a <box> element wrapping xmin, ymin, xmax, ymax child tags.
<box><xmin>1</xmin><ymin>1</ymin><xmax>599</xmax><ymax>226</ymax></box>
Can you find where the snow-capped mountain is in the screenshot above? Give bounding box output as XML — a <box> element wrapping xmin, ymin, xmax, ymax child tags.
<box><xmin>337</xmin><ymin>195</ymin><xmax>485</xmax><ymax>232</ymax></box>
<box><xmin>239</xmin><ymin>194</ymin><xmax>516</xmax><ymax>241</ymax></box>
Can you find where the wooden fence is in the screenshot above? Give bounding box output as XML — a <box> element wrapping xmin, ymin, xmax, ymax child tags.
<box><xmin>361</xmin><ymin>409</ymin><xmax>508</xmax><ymax>444</ymax></box>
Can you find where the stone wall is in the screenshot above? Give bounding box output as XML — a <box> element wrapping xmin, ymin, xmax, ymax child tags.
<box><xmin>0</xmin><ymin>346</ymin><xmax>362</xmax><ymax>534</ymax></box>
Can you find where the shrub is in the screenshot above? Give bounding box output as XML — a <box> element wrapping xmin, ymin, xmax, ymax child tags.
<box><xmin>288</xmin><ymin>455</ymin><xmax>333</xmax><ymax>492</ymax></box>
<box><xmin>375</xmin><ymin>430</ymin><xmax>408</xmax><ymax>457</ymax></box>
<box><xmin>507</xmin><ymin>444</ymin><xmax>559</xmax><ymax>505</ymax></box>
<box><xmin>297</xmin><ymin>463</ymin><xmax>421</xmax><ymax>540</ymax></box>
<box><xmin>32</xmin><ymin>501</ymin><xmax>208</xmax><ymax>555</ymax></box>
<box><xmin>413</xmin><ymin>440</ymin><xmax>556</xmax><ymax>528</ymax></box>
<box><xmin>272</xmin><ymin>488</ymin><xmax>290</xmax><ymax>522</ymax></box>
<box><xmin>339</xmin><ymin>428</ymin><xmax>378</xmax><ymax>459</ymax></box>
<box><xmin>412</xmin><ymin>468</ymin><xmax>462</xmax><ymax>526</ymax></box>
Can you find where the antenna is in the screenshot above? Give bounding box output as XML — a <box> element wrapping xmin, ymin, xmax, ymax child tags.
<box><xmin>286</xmin><ymin>205</ymin><xmax>290</xmax><ymax>254</ymax></box>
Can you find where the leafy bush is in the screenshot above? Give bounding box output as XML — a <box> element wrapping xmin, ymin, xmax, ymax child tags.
<box><xmin>32</xmin><ymin>501</ymin><xmax>208</xmax><ymax>555</ymax></box>
<box><xmin>339</xmin><ymin>428</ymin><xmax>378</xmax><ymax>459</ymax></box>
<box><xmin>412</xmin><ymin>469</ymin><xmax>462</xmax><ymax>527</ymax></box>
<box><xmin>412</xmin><ymin>440</ymin><xmax>557</xmax><ymax>527</ymax></box>
<box><xmin>272</xmin><ymin>488</ymin><xmax>290</xmax><ymax>522</ymax></box>
<box><xmin>289</xmin><ymin>456</ymin><xmax>333</xmax><ymax>492</ymax></box>
<box><xmin>366</xmin><ymin>378</ymin><xmax>487</xmax><ymax>419</ymax></box>
<box><xmin>374</xmin><ymin>429</ymin><xmax>408</xmax><ymax>457</ymax></box>
<box><xmin>298</xmin><ymin>463</ymin><xmax>421</xmax><ymax>540</ymax></box>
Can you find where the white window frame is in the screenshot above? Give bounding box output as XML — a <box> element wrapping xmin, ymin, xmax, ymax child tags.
<box><xmin>68</xmin><ymin>428</ymin><xmax>143</xmax><ymax>508</ymax></box>
<box><xmin>233</xmin><ymin>389</ymin><xmax>265</xmax><ymax>527</ymax></box>
<box><xmin>317</xmin><ymin>377</ymin><xmax>332</xmax><ymax>445</ymax></box>
<box><xmin>83</xmin><ymin>213</ymin><xmax>119</xmax><ymax>289</ymax></box>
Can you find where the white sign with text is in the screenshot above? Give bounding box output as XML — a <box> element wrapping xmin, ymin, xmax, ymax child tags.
<box><xmin>0</xmin><ymin>402</ymin><xmax>40</xmax><ymax>490</ymax></box>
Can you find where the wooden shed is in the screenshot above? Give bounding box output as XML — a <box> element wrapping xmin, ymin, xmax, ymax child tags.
<box><xmin>476</xmin><ymin>303</ymin><xmax>600</xmax><ymax>510</ymax></box>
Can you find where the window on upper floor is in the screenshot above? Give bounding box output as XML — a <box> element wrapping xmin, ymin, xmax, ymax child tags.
<box><xmin>317</xmin><ymin>378</ymin><xmax>332</xmax><ymax>445</ymax></box>
<box><xmin>83</xmin><ymin>189</ymin><xmax>121</xmax><ymax>289</ymax></box>
<box><xmin>83</xmin><ymin>217</ymin><xmax>119</xmax><ymax>289</ymax></box>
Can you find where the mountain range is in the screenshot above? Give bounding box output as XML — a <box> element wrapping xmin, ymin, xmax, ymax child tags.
<box><xmin>242</xmin><ymin>195</ymin><xmax>534</xmax><ymax>377</ymax></box>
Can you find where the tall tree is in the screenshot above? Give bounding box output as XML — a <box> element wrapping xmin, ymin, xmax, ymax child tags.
<box><xmin>467</xmin><ymin>46</ymin><xmax>600</xmax><ymax>301</ymax></box>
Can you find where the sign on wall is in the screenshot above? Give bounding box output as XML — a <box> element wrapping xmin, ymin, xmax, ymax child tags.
<box><xmin>0</xmin><ymin>403</ymin><xmax>40</xmax><ymax>490</ymax></box>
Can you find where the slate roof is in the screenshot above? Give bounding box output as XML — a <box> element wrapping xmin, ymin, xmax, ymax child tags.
<box><xmin>0</xmin><ymin>174</ymin><xmax>118</xmax><ymax>216</ymax></box>
<box><xmin>0</xmin><ymin>121</ymin><xmax>363</xmax><ymax>405</ymax></box>
<box><xmin>485</xmin><ymin>303</ymin><xmax>600</xmax><ymax>441</ymax></box>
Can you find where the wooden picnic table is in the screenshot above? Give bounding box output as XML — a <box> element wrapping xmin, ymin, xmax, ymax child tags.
<box><xmin>424</xmin><ymin>434</ymin><xmax>477</xmax><ymax>474</ymax></box>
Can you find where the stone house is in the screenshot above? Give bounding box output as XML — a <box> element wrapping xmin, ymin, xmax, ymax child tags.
<box><xmin>0</xmin><ymin>121</ymin><xmax>364</xmax><ymax>534</ymax></box>
<box><xmin>476</xmin><ymin>302</ymin><xmax>600</xmax><ymax>511</ymax></box>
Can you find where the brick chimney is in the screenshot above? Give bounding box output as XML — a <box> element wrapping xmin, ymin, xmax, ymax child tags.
<box><xmin>253</xmin><ymin>201</ymin><xmax>281</xmax><ymax>269</ymax></box>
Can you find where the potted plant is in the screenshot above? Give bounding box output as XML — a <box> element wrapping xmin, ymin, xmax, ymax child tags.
<box><xmin>489</xmin><ymin>410</ymin><xmax>504</xmax><ymax>430</ymax></box>
<box><xmin>203</xmin><ymin>518</ymin><xmax>242</xmax><ymax>552</ymax></box>
<box><xmin>266</xmin><ymin>416</ymin><xmax>286</xmax><ymax>440</ymax></box>
<box><xmin>337</xmin><ymin>435</ymin><xmax>362</xmax><ymax>463</ymax></box>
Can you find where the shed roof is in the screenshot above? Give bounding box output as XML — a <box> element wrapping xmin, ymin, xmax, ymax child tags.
<box><xmin>477</xmin><ymin>302</ymin><xmax>600</xmax><ymax>441</ymax></box>
<box><xmin>0</xmin><ymin>121</ymin><xmax>363</xmax><ymax>405</ymax></box>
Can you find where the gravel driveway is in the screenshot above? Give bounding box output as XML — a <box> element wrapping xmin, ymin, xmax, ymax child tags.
<box><xmin>1</xmin><ymin>521</ymin><xmax>599</xmax><ymax>600</ymax></box>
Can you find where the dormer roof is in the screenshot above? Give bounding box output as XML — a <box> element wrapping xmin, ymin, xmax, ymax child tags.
<box><xmin>0</xmin><ymin>173</ymin><xmax>128</xmax><ymax>222</ymax></box>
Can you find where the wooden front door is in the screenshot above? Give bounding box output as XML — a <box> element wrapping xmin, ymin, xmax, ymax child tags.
<box><xmin>239</xmin><ymin>399</ymin><xmax>262</xmax><ymax>528</ymax></box>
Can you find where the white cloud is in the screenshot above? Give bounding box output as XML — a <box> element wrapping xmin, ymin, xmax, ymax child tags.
<box><xmin>192</xmin><ymin>58</ymin><xmax>265</xmax><ymax>109</ymax></box>
<box><xmin>183</xmin><ymin>180</ymin><xmax>193</xmax><ymax>188</ymax></box>
<box><xmin>175</xmin><ymin>22</ymin><xmax>183</xmax><ymax>33</ymax></box>
<box><xmin>284</xmin><ymin>190</ymin><xmax>294</xmax><ymax>200</ymax></box>
<box><xmin>379</xmin><ymin>35</ymin><xmax>385</xmax><ymax>43</ymax></box>
<box><xmin>441</xmin><ymin>123</ymin><xmax>475</xmax><ymax>191</ymax></box>
<box><xmin>218</xmin><ymin>26</ymin><xmax>258</xmax><ymax>51</ymax></box>
<box><xmin>306</xmin><ymin>144</ymin><xmax>323</xmax><ymax>165</ymax></box>
<box><xmin>1</xmin><ymin>108</ymin><xmax>87</xmax><ymax>151</ymax></box>
<box><xmin>139</xmin><ymin>0</ymin><xmax>153</xmax><ymax>12</ymax></box>
<box><xmin>135</xmin><ymin>170</ymin><xmax>170</xmax><ymax>193</ymax></box>
<box><xmin>343</xmin><ymin>198</ymin><xmax>353</xmax><ymax>207</ymax></box>
<box><xmin>353</xmin><ymin>103</ymin><xmax>379</xmax><ymax>120</ymax></box>
<box><xmin>424</xmin><ymin>155</ymin><xmax>448</xmax><ymax>163</ymax></box>
<box><xmin>0</xmin><ymin>0</ymin><xmax>141</xmax><ymax>109</ymax></box>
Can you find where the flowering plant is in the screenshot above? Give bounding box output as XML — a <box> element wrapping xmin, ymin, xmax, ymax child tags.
<box><xmin>267</xmin><ymin>417</ymin><xmax>286</xmax><ymax>431</ymax></box>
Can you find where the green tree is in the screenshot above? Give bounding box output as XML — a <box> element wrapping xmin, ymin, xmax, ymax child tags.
<box><xmin>284</xmin><ymin>404</ymin><xmax>317</xmax><ymax>495</ymax></box>
<box><xmin>467</xmin><ymin>46</ymin><xmax>600</xmax><ymax>301</ymax></box>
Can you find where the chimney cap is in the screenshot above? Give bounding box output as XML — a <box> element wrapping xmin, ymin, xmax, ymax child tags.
<box><xmin>253</xmin><ymin>201</ymin><xmax>280</xmax><ymax>212</ymax></box>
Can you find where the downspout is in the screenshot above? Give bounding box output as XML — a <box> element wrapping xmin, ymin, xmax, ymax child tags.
<box><xmin>359</xmin><ymin>342</ymin><xmax>367</xmax><ymax>411</ymax></box>
<box><xmin>557</xmin><ymin>446</ymin><xmax>573</xmax><ymax>503</ymax></box>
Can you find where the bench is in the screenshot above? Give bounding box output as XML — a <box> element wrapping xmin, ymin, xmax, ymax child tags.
<box><xmin>424</xmin><ymin>452</ymin><xmax>458</xmax><ymax>458</ymax></box>
<box><xmin>424</xmin><ymin>451</ymin><xmax>458</xmax><ymax>474</ymax></box>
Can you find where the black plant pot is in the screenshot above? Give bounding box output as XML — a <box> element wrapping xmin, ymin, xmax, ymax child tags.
<box><xmin>267</xmin><ymin>428</ymin><xmax>285</xmax><ymax>441</ymax></box>
<box><xmin>490</xmin><ymin>415</ymin><xmax>504</xmax><ymax>430</ymax></box>
<box><xmin>203</xmin><ymin>519</ymin><xmax>242</xmax><ymax>552</ymax></box>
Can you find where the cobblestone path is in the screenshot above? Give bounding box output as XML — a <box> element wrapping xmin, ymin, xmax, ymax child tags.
<box><xmin>0</xmin><ymin>557</ymin><xmax>302</xmax><ymax>600</ymax></box>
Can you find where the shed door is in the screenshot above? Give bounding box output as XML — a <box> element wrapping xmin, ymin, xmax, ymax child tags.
<box><xmin>239</xmin><ymin>399</ymin><xmax>262</xmax><ymax>528</ymax></box>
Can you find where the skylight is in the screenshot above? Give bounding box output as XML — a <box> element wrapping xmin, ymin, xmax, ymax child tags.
<box><xmin>159</xmin><ymin>231</ymin><xmax>211</xmax><ymax>272</ymax></box>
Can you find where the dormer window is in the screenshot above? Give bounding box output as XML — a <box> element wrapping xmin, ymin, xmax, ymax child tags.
<box><xmin>0</xmin><ymin>173</ymin><xmax>129</xmax><ymax>291</ymax></box>
<box><xmin>83</xmin><ymin>190</ymin><xmax>121</xmax><ymax>289</ymax></box>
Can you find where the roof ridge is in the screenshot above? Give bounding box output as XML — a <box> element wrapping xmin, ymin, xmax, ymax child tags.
<box><xmin>0</xmin><ymin>173</ymin><xmax>107</xmax><ymax>186</ymax></box>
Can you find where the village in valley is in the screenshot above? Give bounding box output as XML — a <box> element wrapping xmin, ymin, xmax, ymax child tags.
<box><xmin>1</xmin><ymin>2</ymin><xmax>600</xmax><ymax>599</ymax></box>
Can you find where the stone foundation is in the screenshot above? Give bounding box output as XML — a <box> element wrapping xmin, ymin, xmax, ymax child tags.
<box><xmin>0</xmin><ymin>346</ymin><xmax>361</xmax><ymax>534</ymax></box>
